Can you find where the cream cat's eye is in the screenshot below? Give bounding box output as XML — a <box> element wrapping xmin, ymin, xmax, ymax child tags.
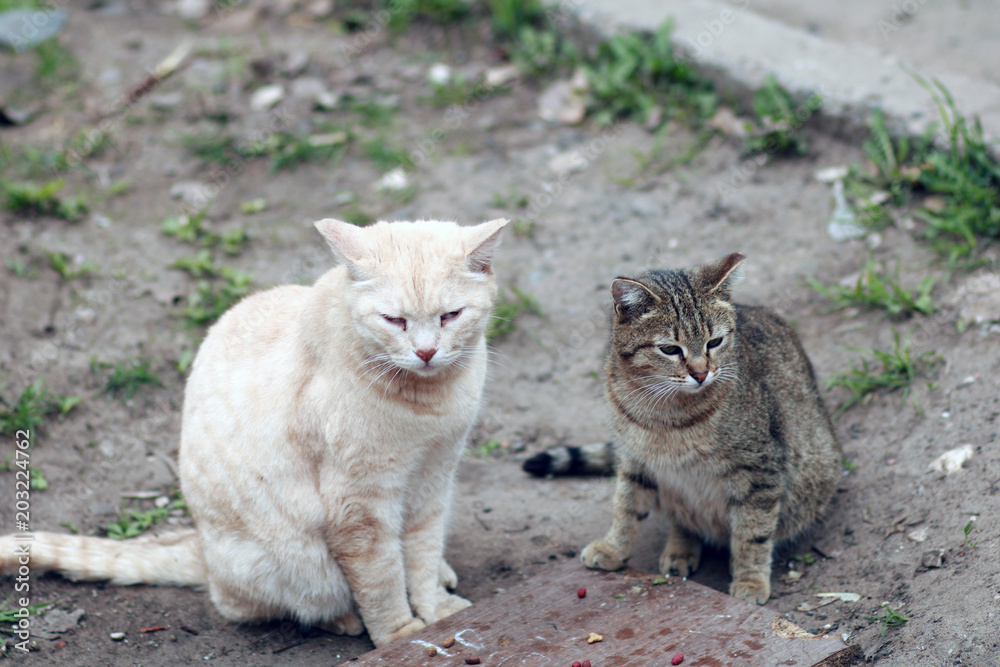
<box><xmin>659</xmin><ymin>345</ymin><xmax>683</xmax><ymax>356</ymax></box>
<box><xmin>382</xmin><ymin>315</ymin><xmax>407</xmax><ymax>330</ymax></box>
<box><xmin>440</xmin><ymin>309</ymin><xmax>463</xmax><ymax>325</ymax></box>
<box><xmin>707</xmin><ymin>337</ymin><xmax>724</xmax><ymax>349</ymax></box>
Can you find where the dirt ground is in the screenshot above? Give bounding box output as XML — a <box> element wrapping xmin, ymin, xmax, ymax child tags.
<box><xmin>1</xmin><ymin>4</ymin><xmax>999</xmax><ymax>666</ymax></box>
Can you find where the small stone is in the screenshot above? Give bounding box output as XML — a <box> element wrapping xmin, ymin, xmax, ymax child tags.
<box><xmin>374</xmin><ymin>167</ymin><xmax>409</xmax><ymax>192</ymax></box>
<box><xmin>929</xmin><ymin>444</ymin><xmax>974</xmax><ymax>474</ymax></box>
<box><xmin>586</xmin><ymin>632</ymin><xmax>603</xmax><ymax>644</ymax></box>
<box><xmin>921</xmin><ymin>549</ymin><xmax>945</xmax><ymax>568</ymax></box>
<box><xmin>110</xmin><ymin>632</ymin><xmax>126</xmax><ymax>641</ymax></box>
<box><xmin>154</xmin><ymin>496</ymin><xmax>171</xmax><ymax>508</ymax></box>
<box><xmin>426</xmin><ymin>645</ymin><xmax>437</xmax><ymax>656</ymax></box>
<box><xmin>537</xmin><ymin>68</ymin><xmax>589</xmax><ymax>125</ymax></box>
<box><xmin>176</xmin><ymin>0</ymin><xmax>211</xmax><ymax>20</ymax></box>
<box><xmin>427</xmin><ymin>63</ymin><xmax>452</xmax><ymax>86</ymax></box>
<box><xmin>442</xmin><ymin>636</ymin><xmax>455</xmax><ymax>648</ymax></box>
<box><xmin>149</xmin><ymin>91</ymin><xmax>185</xmax><ymax>110</ymax></box>
<box><xmin>250</xmin><ymin>84</ymin><xmax>285</xmax><ymax>111</ymax></box>
<box><xmin>484</xmin><ymin>64</ymin><xmax>520</xmax><ymax>88</ymax></box>
<box><xmin>464</xmin><ymin>657</ymin><xmax>481</xmax><ymax>665</ymax></box>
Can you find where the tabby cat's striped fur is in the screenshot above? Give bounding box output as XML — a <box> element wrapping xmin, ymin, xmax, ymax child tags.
<box><xmin>580</xmin><ymin>253</ymin><xmax>840</xmax><ymax>604</ymax></box>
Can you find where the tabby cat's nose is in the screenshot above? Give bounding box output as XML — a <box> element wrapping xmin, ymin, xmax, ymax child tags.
<box><xmin>690</xmin><ymin>370</ymin><xmax>708</xmax><ymax>384</ymax></box>
<box><xmin>415</xmin><ymin>348</ymin><xmax>437</xmax><ymax>363</ymax></box>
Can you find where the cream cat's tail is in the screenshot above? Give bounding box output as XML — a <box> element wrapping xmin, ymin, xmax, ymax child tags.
<box><xmin>0</xmin><ymin>530</ymin><xmax>205</xmax><ymax>586</ymax></box>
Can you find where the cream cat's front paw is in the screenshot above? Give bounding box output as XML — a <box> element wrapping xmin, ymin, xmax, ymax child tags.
<box><xmin>372</xmin><ymin>617</ymin><xmax>427</xmax><ymax>647</ymax></box>
<box><xmin>433</xmin><ymin>593</ymin><xmax>472</xmax><ymax>621</ymax></box>
<box><xmin>730</xmin><ymin>577</ymin><xmax>770</xmax><ymax>605</ymax></box>
<box><xmin>417</xmin><ymin>592</ymin><xmax>471</xmax><ymax>625</ymax></box>
<box><xmin>318</xmin><ymin>611</ymin><xmax>364</xmax><ymax>636</ymax></box>
<box><xmin>439</xmin><ymin>560</ymin><xmax>458</xmax><ymax>590</ymax></box>
<box><xmin>581</xmin><ymin>540</ymin><xmax>627</xmax><ymax>571</ymax></box>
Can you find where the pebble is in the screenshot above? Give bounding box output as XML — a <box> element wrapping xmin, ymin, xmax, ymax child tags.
<box><xmin>110</xmin><ymin>632</ymin><xmax>126</xmax><ymax>641</ymax></box>
<box><xmin>250</xmin><ymin>84</ymin><xmax>285</xmax><ymax>111</ymax></box>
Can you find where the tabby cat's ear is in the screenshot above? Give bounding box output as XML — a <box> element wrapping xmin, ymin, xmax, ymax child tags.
<box><xmin>611</xmin><ymin>278</ymin><xmax>660</xmax><ymax>321</ymax></box>
<box><xmin>314</xmin><ymin>218</ymin><xmax>371</xmax><ymax>280</ymax></box>
<box><xmin>464</xmin><ymin>218</ymin><xmax>509</xmax><ymax>273</ymax></box>
<box><xmin>699</xmin><ymin>252</ymin><xmax>746</xmax><ymax>297</ymax></box>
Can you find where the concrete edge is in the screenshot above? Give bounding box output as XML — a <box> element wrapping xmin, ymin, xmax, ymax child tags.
<box><xmin>571</xmin><ymin>0</ymin><xmax>1000</xmax><ymax>148</ymax></box>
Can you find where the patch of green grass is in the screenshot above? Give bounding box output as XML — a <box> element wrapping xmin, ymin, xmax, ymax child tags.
<box><xmin>183</xmin><ymin>129</ymin><xmax>349</xmax><ymax>172</ymax></box>
<box><xmin>791</xmin><ymin>553</ymin><xmax>817</xmax><ymax>566</ymax></box>
<box><xmin>91</xmin><ymin>358</ymin><xmax>163</xmax><ymax>401</ymax></box>
<box><xmin>264</xmin><ymin>130</ymin><xmax>349</xmax><ymax>172</ymax></box>
<box><xmin>909</xmin><ymin>75</ymin><xmax>1000</xmax><ymax>262</ymax></box>
<box><xmin>239</xmin><ymin>197</ymin><xmax>268</xmax><ymax>214</ymax></box>
<box><xmin>512</xmin><ymin>218</ymin><xmax>535</xmax><ymax>237</ymax></box>
<box><xmin>182</xmin><ymin>268</ymin><xmax>253</xmax><ymax>326</ymax></box>
<box><xmin>28</xmin><ymin>466</ymin><xmax>47</xmax><ymax>490</ymax></box>
<box><xmin>486</xmin><ymin>0</ymin><xmax>545</xmax><ymax>39</ymax></box>
<box><xmin>162</xmin><ymin>211</ymin><xmax>250</xmax><ymax>255</ymax></box>
<box><xmin>867</xmin><ymin>603</ymin><xmax>909</xmax><ymax>637</ymax></box>
<box><xmin>385</xmin><ymin>0</ymin><xmax>471</xmax><ymax>32</ymax></box>
<box><xmin>842</xmin><ymin>458</ymin><xmax>859</xmax><ymax>474</ymax></box>
<box><xmin>0</xmin><ymin>378</ymin><xmax>83</xmax><ymax>436</ymax></box>
<box><xmin>826</xmin><ymin>331</ymin><xmax>939</xmax><ymax>417</ymax></box>
<box><xmin>963</xmin><ymin>520</ymin><xmax>978</xmax><ymax>548</ymax></box>
<box><xmin>3</xmin><ymin>178</ymin><xmax>87</xmax><ymax>221</ymax></box>
<box><xmin>583</xmin><ymin>20</ymin><xmax>716</xmax><ymax>127</ymax></box>
<box><xmin>344</xmin><ymin>97</ymin><xmax>397</xmax><ymax>128</ymax></box>
<box><xmin>808</xmin><ymin>256</ymin><xmax>936</xmax><ymax>318</ymax></box>
<box><xmin>0</xmin><ymin>602</ymin><xmax>54</xmax><ymax>633</ymax></box>
<box><xmin>742</xmin><ymin>75</ymin><xmax>817</xmax><ymax>156</ymax></box>
<box><xmin>363</xmin><ymin>134</ymin><xmax>410</xmax><ymax>171</ymax></box>
<box><xmin>489</xmin><ymin>187</ymin><xmax>530</xmax><ymax>210</ymax></box>
<box><xmin>34</xmin><ymin>38</ymin><xmax>79</xmax><ymax>88</ymax></box>
<box><xmin>468</xmin><ymin>438</ymin><xmax>502</xmax><ymax>458</ymax></box>
<box><xmin>47</xmin><ymin>250</ymin><xmax>98</xmax><ymax>280</ymax></box>
<box><xmin>423</xmin><ymin>75</ymin><xmax>486</xmax><ymax>108</ymax></box>
<box><xmin>6</xmin><ymin>258</ymin><xmax>29</xmax><ymax>277</ymax></box>
<box><xmin>337</xmin><ymin>204</ymin><xmax>375</xmax><ymax>227</ymax></box>
<box><xmin>509</xmin><ymin>26</ymin><xmax>578</xmax><ymax>77</ymax></box>
<box><xmin>172</xmin><ymin>248</ymin><xmax>219</xmax><ymax>278</ymax></box>
<box><xmin>487</xmin><ymin>286</ymin><xmax>542</xmax><ymax>341</ymax></box>
<box><xmin>104</xmin><ymin>493</ymin><xmax>187</xmax><ymax>540</ymax></box>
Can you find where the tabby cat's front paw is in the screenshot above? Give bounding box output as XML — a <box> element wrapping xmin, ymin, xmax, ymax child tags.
<box><xmin>372</xmin><ymin>617</ymin><xmax>427</xmax><ymax>647</ymax></box>
<box><xmin>581</xmin><ymin>540</ymin><xmax>627</xmax><ymax>571</ymax></box>
<box><xmin>660</xmin><ymin>548</ymin><xmax>700</xmax><ymax>578</ymax></box>
<box><xmin>730</xmin><ymin>577</ymin><xmax>771</xmax><ymax>605</ymax></box>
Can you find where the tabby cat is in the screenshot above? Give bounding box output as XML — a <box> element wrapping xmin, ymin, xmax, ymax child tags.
<box><xmin>576</xmin><ymin>252</ymin><xmax>840</xmax><ymax>604</ymax></box>
<box><xmin>0</xmin><ymin>218</ymin><xmax>508</xmax><ymax>646</ymax></box>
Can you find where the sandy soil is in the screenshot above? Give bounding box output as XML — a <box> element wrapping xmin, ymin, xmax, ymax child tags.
<box><xmin>1</xmin><ymin>4</ymin><xmax>999</xmax><ymax>666</ymax></box>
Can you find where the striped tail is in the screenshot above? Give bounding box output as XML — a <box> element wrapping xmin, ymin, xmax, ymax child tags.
<box><xmin>0</xmin><ymin>530</ymin><xmax>205</xmax><ymax>587</ymax></box>
<box><xmin>521</xmin><ymin>441</ymin><xmax>616</xmax><ymax>477</ymax></box>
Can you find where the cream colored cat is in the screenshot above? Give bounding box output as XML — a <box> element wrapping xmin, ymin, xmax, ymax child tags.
<box><xmin>0</xmin><ymin>217</ymin><xmax>508</xmax><ymax>647</ymax></box>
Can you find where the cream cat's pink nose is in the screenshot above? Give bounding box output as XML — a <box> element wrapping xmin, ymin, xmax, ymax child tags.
<box><xmin>415</xmin><ymin>348</ymin><xmax>437</xmax><ymax>363</ymax></box>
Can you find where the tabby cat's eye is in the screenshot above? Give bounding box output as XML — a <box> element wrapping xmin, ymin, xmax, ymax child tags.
<box><xmin>707</xmin><ymin>337</ymin><xmax>723</xmax><ymax>349</ymax></box>
<box><xmin>659</xmin><ymin>345</ymin><xmax>682</xmax><ymax>356</ymax></box>
<box><xmin>440</xmin><ymin>309</ymin><xmax>463</xmax><ymax>325</ymax></box>
<box><xmin>382</xmin><ymin>315</ymin><xmax>407</xmax><ymax>330</ymax></box>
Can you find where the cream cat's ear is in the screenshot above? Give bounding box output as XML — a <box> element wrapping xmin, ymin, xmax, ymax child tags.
<box><xmin>700</xmin><ymin>252</ymin><xmax>746</xmax><ymax>296</ymax></box>
<box><xmin>611</xmin><ymin>277</ymin><xmax>660</xmax><ymax>321</ymax></box>
<box><xmin>464</xmin><ymin>218</ymin><xmax>509</xmax><ymax>273</ymax></box>
<box><xmin>314</xmin><ymin>219</ymin><xmax>371</xmax><ymax>279</ymax></box>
